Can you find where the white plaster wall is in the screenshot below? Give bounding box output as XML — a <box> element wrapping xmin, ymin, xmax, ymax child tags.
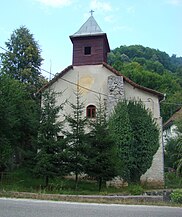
<box><xmin>124</xmin><ymin>82</ymin><xmax>160</xmax><ymax>118</ymax></box>
<box><xmin>51</xmin><ymin>64</ymin><xmax>112</xmax><ymax>128</ymax></box>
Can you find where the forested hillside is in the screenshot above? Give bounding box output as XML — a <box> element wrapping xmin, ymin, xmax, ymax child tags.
<box><xmin>108</xmin><ymin>45</ymin><xmax>182</xmax><ymax>122</ymax></box>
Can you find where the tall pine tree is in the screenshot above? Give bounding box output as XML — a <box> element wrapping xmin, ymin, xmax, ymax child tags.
<box><xmin>34</xmin><ymin>89</ymin><xmax>65</xmax><ymax>186</ymax></box>
<box><xmin>63</xmin><ymin>86</ymin><xmax>88</xmax><ymax>189</ymax></box>
<box><xmin>0</xmin><ymin>26</ymin><xmax>46</xmax><ymax>168</ymax></box>
<box><xmin>86</xmin><ymin>96</ymin><xmax>118</xmax><ymax>191</ymax></box>
<box><xmin>0</xmin><ymin>26</ymin><xmax>44</xmax><ymax>93</ymax></box>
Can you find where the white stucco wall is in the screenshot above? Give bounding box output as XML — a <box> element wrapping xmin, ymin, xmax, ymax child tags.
<box><xmin>48</xmin><ymin>64</ymin><xmax>164</xmax><ymax>186</ymax></box>
<box><xmin>51</xmin><ymin>65</ymin><xmax>112</xmax><ymax>121</ymax></box>
<box><xmin>124</xmin><ymin>82</ymin><xmax>161</xmax><ymax>118</ymax></box>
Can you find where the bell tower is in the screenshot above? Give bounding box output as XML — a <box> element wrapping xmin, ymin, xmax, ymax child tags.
<box><xmin>70</xmin><ymin>15</ymin><xmax>110</xmax><ymax>66</ymax></box>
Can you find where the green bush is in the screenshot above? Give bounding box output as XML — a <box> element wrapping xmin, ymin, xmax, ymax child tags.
<box><xmin>170</xmin><ymin>189</ymin><xmax>182</xmax><ymax>203</ymax></box>
<box><xmin>165</xmin><ymin>172</ymin><xmax>182</xmax><ymax>188</ymax></box>
<box><xmin>127</xmin><ymin>184</ymin><xmax>144</xmax><ymax>195</ymax></box>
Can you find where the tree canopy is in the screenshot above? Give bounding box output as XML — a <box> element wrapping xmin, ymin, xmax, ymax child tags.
<box><xmin>165</xmin><ymin>119</ymin><xmax>182</xmax><ymax>176</ymax></box>
<box><xmin>34</xmin><ymin>89</ymin><xmax>65</xmax><ymax>186</ymax></box>
<box><xmin>0</xmin><ymin>26</ymin><xmax>45</xmax><ymax>94</ymax></box>
<box><xmin>109</xmin><ymin>100</ymin><xmax>159</xmax><ymax>183</ymax></box>
<box><xmin>0</xmin><ymin>26</ymin><xmax>45</xmax><ymax>170</ymax></box>
<box><xmin>86</xmin><ymin>96</ymin><xmax>118</xmax><ymax>191</ymax></box>
<box><xmin>63</xmin><ymin>88</ymin><xmax>88</xmax><ymax>189</ymax></box>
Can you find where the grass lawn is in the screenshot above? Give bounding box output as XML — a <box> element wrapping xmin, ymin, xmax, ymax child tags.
<box><xmin>0</xmin><ymin>168</ymin><xmax>147</xmax><ymax>195</ymax></box>
<box><xmin>0</xmin><ymin>168</ymin><xmax>181</xmax><ymax>201</ymax></box>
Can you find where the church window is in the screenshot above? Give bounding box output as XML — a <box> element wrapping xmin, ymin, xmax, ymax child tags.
<box><xmin>86</xmin><ymin>105</ymin><xmax>96</xmax><ymax>118</ymax></box>
<box><xmin>84</xmin><ymin>46</ymin><xmax>91</xmax><ymax>55</ymax></box>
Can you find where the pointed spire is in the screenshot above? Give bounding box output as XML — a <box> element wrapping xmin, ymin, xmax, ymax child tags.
<box><xmin>71</xmin><ymin>15</ymin><xmax>104</xmax><ymax>37</ymax></box>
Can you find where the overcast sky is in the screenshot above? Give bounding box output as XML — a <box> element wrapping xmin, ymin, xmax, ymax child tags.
<box><xmin>0</xmin><ymin>0</ymin><xmax>181</xmax><ymax>78</ymax></box>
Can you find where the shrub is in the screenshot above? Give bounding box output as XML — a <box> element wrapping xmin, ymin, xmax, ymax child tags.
<box><xmin>128</xmin><ymin>184</ymin><xmax>144</xmax><ymax>195</ymax></box>
<box><xmin>165</xmin><ymin>172</ymin><xmax>182</xmax><ymax>188</ymax></box>
<box><xmin>170</xmin><ymin>189</ymin><xmax>182</xmax><ymax>203</ymax></box>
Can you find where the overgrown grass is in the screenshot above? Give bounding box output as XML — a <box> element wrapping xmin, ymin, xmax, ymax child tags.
<box><xmin>1</xmin><ymin>168</ymin><xmax>181</xmax><ymax>196</ymax></box>
<box><xmin>0</xmin><ymin>168</ymin><xmax>44</xmax><ymax>192</ymax></box>
<box><xmin>1</xmin><ymin>169</ymin><xmax>182</xmax><ymax>206</ymax></box>
<box><xmin>0</xmin><ymin>168</ymin><xmax>146</xmax><ymax>195</ymax></box>
<box><xmin>165</xmin><ymin>172</ymin><xmax>182</xmax><ymax>189</ymax></box>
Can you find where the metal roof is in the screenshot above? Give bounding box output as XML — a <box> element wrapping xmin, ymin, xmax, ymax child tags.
<box><xmin>71</xmin><ymin>15</ymin><xmax>104</xmax><ymax>37</ymax></box>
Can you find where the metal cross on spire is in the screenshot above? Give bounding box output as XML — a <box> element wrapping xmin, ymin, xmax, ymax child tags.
<box><xmin>89</xmin><ymin>10</ymin><xmax>94</xmax><ymax>16</ymax></box>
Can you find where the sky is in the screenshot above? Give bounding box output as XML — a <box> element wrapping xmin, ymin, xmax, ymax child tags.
<box><xmin>0</xmin><ymin>0</ymin><xmax>182</xmax><ymax>79</ymax></box>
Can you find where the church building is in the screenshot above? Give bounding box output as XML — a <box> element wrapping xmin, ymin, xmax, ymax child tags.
<box><xmin>40</xmin><ymin>15</ymin><xmax>164</xmax><ymax>186</ymax></box>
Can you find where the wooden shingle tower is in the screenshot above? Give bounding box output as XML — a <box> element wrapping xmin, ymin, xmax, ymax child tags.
<box><xmin>70</xmin><ymin>15</ymin><xmax>110</xmax><ymax>66</ymax></box>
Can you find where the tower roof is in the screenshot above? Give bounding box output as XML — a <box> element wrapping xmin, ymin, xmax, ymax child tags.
<box><xmin>70</xmin><ymin>15</ymin><xmax>104</xmax><ymax>37</ymax></box>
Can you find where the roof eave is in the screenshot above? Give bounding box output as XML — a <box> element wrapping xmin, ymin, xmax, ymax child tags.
<box><xmin>37</xmin><ymin>65</ymin><xmax>73</xmax><ymax>94</ymax></box>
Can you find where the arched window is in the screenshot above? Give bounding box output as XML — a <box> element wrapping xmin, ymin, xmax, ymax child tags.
<box><xmin>86</xmin><ymin>105</ymin><xmax>96</xmax><ymax>118</ymax></box>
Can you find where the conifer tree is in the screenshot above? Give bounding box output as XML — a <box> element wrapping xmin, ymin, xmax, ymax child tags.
<box><xmin>109</xmin><ymin>100</ymin><xmax>159</xmax><ymax>183</ymax></box>
<box><xmin>0</xmin><ymin>26</ymin><xmax>44</xmax><ymax>93</ymax></box>
<box><xmin>86</xmin><ymin>96</ymin><xmax>118</xmax><ymax>191</ymax></box>
<box><xmin>127</xmin><ymin>101</ymin><xmax>159</xmax><ymax>183</ymax></box>
<box><xmin>0</xmin><ymin>74</ymin><xmax>39</xmax><ymax>169</ymax></box>
<box><xmin>109</xmin><ymin>100</ymin><xmax>134</xmax><ymax>182</ymax></box>
<box><xmin>34</xmin><ymin>89</ymin><xmax>65</xmax><ymax>186</ymax></box>
<box><xmin>0</xmin><ymin>26</ymin><xmax>46</xmax><ymax>167</ymax></box>
<box><xmin>64</xmin><ymin>86</ymin><xmax>87</xmax><ymax>189</ymax></box>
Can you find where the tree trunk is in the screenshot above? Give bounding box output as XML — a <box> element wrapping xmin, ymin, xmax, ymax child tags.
<box><xmin>75</xmin><ymin>172</ymin><xmax>78</xmax><ymax>190</ymax></box>
<box><xmin>98</xmin><ymin>177</ymin><xmax>102</xmax><ymax>192</ymax></box>
<box><xmin>45</xmin><ymin>175</ymin><xmax>49</xmax><ymax>187</ymax></box>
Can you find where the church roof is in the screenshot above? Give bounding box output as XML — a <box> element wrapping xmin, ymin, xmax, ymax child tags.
<box><xmin>70</xmin><ymin>15</ymin><xmax>104</xmax><ymax>37</ymax></box>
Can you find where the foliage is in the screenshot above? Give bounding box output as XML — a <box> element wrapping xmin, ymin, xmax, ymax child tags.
<box><xmin>0</xmin><ymin>137</ymin><xmax>12</xmax><ymax>174</ymax></box>
<box><xmin>34</xmin><ymin>89</ymin><xmax>65</xmax><ymax>186</ymax></box>
<box><xmin>108</xmin><ymin>45</ymin><xmax>182</xmax><ymax>122</ymax></box>
<box><xmin>165</xmin><ymin>138</ymin><xmax>179</xmax><ymax>170</ymax></box>
<box><xmin>63</xmin><ymin>87</ymin><xmax>88</xmax><ymax>189</ymax></box>
<box><xmin>109</xmin><ymin>100</ymin><xmax>159</xmax><ymax>183</ymax></box>
<box><xmin>170</xmin><ymin>189</ymin><xmax>182</xmax><ymax>204</ymax></box>
<box><xmin>165</xmin><ymin>119</ymin><xmax>182</xmax><ymax>176</ymax></box>
<box><xmin>0</xmin><ymin>74</ymin><xmax>39</xmax><ymax>170</ymax></box>
<box><xmin>127</xmin><ymin>101</ymin><xmax>159</xmax><ymax>182</ymax></box>
<box><xmin>109</xmin><ymin>100</ymin><xmax>134</xmax><ymax>182</ymax></box>
<box><xmin>86</xmin><ymin>96</ymin><xmax>118</xmax><ymax>191</ymax></box>
<box><xmin>0</xmin><ymin>26</ymin><xmax>45</xmax><ymax>94</ymax></box>
<box><xmin>0</xmin><ymin>26</ymin><xmax>47</xmax><ymax>169</ymax></box>
<box><xmin>165</xmin><ymin>172</ymin><xmax>182</xmax><ymax>189</ymax></box>
<box><xmin>127</xmin><ymin>184</ymin><xmax>144</xmax><ymax>195</ymax></box>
